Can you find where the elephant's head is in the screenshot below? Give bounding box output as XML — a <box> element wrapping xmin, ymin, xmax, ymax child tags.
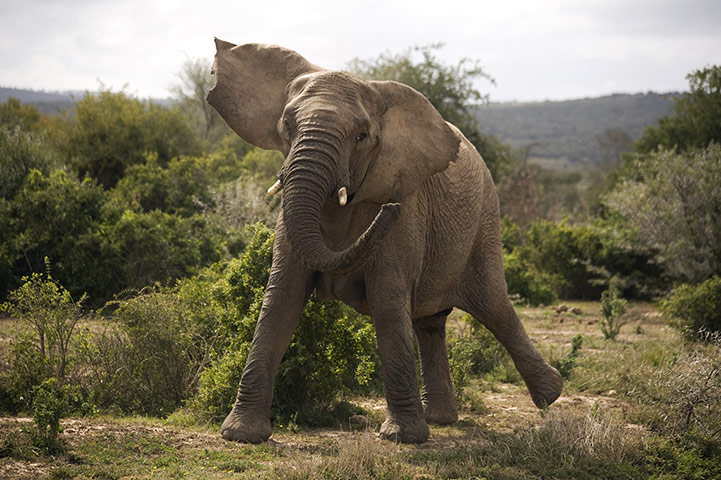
<box><xmin>207</xmin><ymin>39</ymin><xmax>460</xmax><ymax>273</ymax></box>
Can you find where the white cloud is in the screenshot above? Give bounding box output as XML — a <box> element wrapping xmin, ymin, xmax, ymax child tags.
<box><xmin>1</xmin><ymin>0</ymin><xmax>720</xmax><ymax>101</ymax></box>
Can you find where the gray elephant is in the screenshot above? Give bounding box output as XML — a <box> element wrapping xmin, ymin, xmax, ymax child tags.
<box><xmin>207</xmin><ymin>39</ymin><xmax>562</xmax><ymax>444</ymax></box>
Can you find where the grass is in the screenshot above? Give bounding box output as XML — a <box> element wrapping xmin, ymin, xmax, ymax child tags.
<box><xmin>2</xmin><ymin>302</ymin><xmax>721</xmax><ymax>479</ymax></box>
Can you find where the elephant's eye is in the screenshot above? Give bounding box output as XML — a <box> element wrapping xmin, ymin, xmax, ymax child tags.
<box><xmin>356</xmin><ymin>132</ymin><xmax>368</xmax><ymax>143</ymax></box>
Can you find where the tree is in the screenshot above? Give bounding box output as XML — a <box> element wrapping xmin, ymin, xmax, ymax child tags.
<box><xmin>0</xmin><ymin>170</ymin><xmax>112</xmax><ymax>302</ymax></box>
<box><xmin>347</xmin><ymin>44</ymin><xmax>514</xmax><ymax>180</ymax></box>
<box><xmin>171</xmin><ymin>57</ymin><xmax>232</xmax><ymax>151</ymax></box>
<box><xmin>604</xmin><ymin>144</ymin><xmax>721</xmax><ymax>284</ymax></box>
<box><xmin>62</xmin><ymin>89</ymin><xmax>201</xmax><ymax>189</ymax></box>
<box><xmin>635</xmin><ymin>65</ymin><xmax>721</xmax><ymax>154</ymax></box>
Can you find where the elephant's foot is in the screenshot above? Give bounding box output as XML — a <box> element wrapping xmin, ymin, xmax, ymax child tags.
<box><xmin>379</xmin><ymin>415</ymin><xmax>430</xmax><ymax>444</ymax></box>
<box><xmin>423</xmin><ymin>393</ymin><xmax>458</xmax><ymax>425</ymax></box>
<box><xmin>524</xmin><ymin>364</ymin><xmax>563</xmax><ymax>409</ymax></box>
<box><xmin>221</xmin><ymin>407</ymin><xmax>271</xmax><ymax>444</ymax></box>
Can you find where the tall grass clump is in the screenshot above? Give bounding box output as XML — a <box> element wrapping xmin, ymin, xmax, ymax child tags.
<box><xmin>273</xmin><ymin>433</ymin><xmax>424</xmax><ymax>480</ymax></box>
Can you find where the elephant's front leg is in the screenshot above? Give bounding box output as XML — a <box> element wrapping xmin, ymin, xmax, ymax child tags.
<box><xmin>414</xmin><ymin>312</ymin><xmax>458</xmax><ymax>425</ymax></box>
<box><xmin>221</xmin><ymin>234</ymin><xmax>313</xmax><ymax>443</ymax></box>
<box><xmin>370</xmin><ymin>286</ymin><xmax>429</xmax><ymax>443</ymax></box>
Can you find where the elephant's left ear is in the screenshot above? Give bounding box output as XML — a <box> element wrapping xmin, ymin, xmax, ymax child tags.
<box><xmin>353</xmin><ymin>80</ymin><xmax>461</xmax><ymax>203</ymax></box>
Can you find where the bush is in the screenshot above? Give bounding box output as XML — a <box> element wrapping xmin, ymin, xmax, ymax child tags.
<box><xmin>605</xmin><ymin>144</ymin><xmax>721</xmax><ymax>285</ymax></box>
<box><xmin>62</xmin><ymin>89</ymin><xmax>201</xmax><ymax>189</ymax></box>
<box><xmin>0</xmin><ymin>269</ymin><xmax>86</xmax><ymax>411</ymax></box>
<box><xmin>504</xmin><ymin>216</ymin><xmax>662</xmax><ymax>301</ymax></box>
<box><xmin>662</xmin><ymin>275</ymin><xmax>721</xmax><ymax>338</ymax></box>
<box><xmin>102</xmin><ymin>209</ymin><xmax>225</xmax><ymax>292</ymax></box>
<box><xmin>189</xmin><ymin>224</ymin><xmax>382</xmax><ymax>425</ymax></box>
<box><xmin>502</xmin><ymin>250</ymin><xmax>556</xmax><ymax>306</ymax></box>
<box><xmin>448</xmin><ymin>314</ymin><xmax>516</xmax><ymax>403</ymax></box>
<box><xmin>82</xmin><ymin>288</ymin><xmax>219</xmax><ymax>417</ymax></box>
<box><xmin>0</xmin><ymin>170</ymin><xmax>110</xmax><ymax>303</ymax></box>
<box><xmin>31</xmin><ymin>378</ymin><xmax>66</xmax><ymax>454</ymax></box>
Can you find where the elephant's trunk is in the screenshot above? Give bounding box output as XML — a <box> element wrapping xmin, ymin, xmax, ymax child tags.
<box><xmin>281</xmin><ymin>134</ymin><xmax>399</xmax><ymax>275</ymax></box>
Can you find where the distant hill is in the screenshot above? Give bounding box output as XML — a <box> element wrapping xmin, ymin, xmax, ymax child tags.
<box><xmin>0</xmin><ymin>87</ymin><xmax>80</xmax><ymax>114</ymax></box>
<box><xmin>3</xmin><ymin>87</ymin><xmax>680</xmax><ymax>168</ymax></box>
<box><xmin>474</xmin><ymin>92</ymin><xmax>681</xmax><ymax>167</ymax></box>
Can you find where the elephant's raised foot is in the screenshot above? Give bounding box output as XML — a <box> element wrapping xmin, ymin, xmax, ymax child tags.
<box><xmin>379</xmin><ymin>416</ymin><xmax>430</xmax><ymax>444</ymax></box>
<box><xmin>526</xmin><ymin>365</ymin><xmax>563</xmax><ymax>409</ymax></box>
<box><xmin>221</xmin><ymin>407</ymin><xmax>272</xmax><ymax>444</ymax></box>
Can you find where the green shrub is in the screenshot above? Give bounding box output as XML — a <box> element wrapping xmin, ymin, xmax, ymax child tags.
<box><xmin>62</xmin><ymin>89</ymin><xmax>201</xmax><ymax>189</ymax></box>
<box><xmin>662</xmin><ymin>275</ymin><xmax>721</xmax><ymax>338</ymax></box>
<box><xmin>189</xmin><ymin>345</ymin><xmax>250</xmax><ymax>423</ymax></box>
<box><xmin>83</xmin><ymin>288</ymin><xmax>219</xmax><ymax>417</ymax></box>
<box><xmin>31</xmin><ymin>378</ymin><xmax>66</xmax><ymax>454</ymax></box>
<box><xmin>502</xmin><ymin>250</ymin><xmax>556</xmax><ymax>306</ymax></box>
<box><xmin>510</xmin><ymin>217</ymin><xmax>663</xmax><ymax>301</ymax></box>
<box><xmin>0</xmin><ymin>269</ymin><xmax>86</xmax><ymax>411</ymax></box>
<box><xmin>0</xmin><ymin>170</ymin><xmax>111</xmax><ymax>303</ymax></box>
<box><xmin>189</xmin><ymin>223</ymin><xmax>382</xmax><ymax>426</ymax></box>
<box><xmin>102</xmin><ymin>209</ymin><xmax>225</xmax><ymax>292</ymax></box>
<box><xmin>448</xmin><ymin>314</ymin><xmax>516</xmax><ymax>402</ymax></box>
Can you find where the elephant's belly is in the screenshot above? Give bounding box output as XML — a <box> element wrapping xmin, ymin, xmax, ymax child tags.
<box><xmin>315</xmin><ymin>273</ymin><xmax>371</xmax><ymax>316</ymax></box>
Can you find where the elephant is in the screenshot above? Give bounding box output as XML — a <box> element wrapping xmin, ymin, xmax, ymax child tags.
<box><xmin>207</xmin><ymin>39</ymin><xmax>563</xmax><ymax>444</ymax></box>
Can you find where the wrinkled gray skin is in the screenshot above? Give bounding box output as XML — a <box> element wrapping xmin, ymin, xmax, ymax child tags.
<box><xmin>207</xmin><ymin>39</ymin><xmax>563</xmax><ymax>444</ymax></box>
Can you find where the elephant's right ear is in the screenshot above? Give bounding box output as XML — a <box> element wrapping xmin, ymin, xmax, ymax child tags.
<box><xmin>207</xmin><ymin>39</ymin><xmax>322</xmax><ymax>151</ymax></box>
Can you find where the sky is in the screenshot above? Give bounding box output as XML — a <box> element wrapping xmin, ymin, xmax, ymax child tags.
<box><xmin>1</xmin><ymin>0</ymin><xmax>720</xmax><ymax>103</ymax></box>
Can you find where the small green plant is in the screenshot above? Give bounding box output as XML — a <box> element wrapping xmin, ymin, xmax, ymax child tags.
<box><xmin>552</xmin><ymin>334</ymin><xmax>583</xmax><ymax>379</ymax></box>
<box><xmin>600</xmin><ymin>278</ymin><xmax>627</xmax><ymax>340</ymax></box>
<box><xmin>31</xmin><ymin>378</ymin><xmax>66</xmax><ymax>454</ymax></box>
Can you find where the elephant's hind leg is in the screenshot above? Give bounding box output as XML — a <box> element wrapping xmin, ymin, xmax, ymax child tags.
<box><xmin>413</xmin><ymin>311</ymin><xmax>458</xmax><ymax>425</ymax></box>
<box><xmin>457</xmin><ymin>242</ymin><xmax>562</xmax><ymax>409</ymax></box>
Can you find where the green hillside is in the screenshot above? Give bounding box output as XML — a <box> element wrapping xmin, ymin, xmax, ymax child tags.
<box><xmin>475</xmin><ymin>92</ymin><xmax>680</xmax><ymax>167</ymax></box>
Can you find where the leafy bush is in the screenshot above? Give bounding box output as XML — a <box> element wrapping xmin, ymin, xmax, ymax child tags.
<box><xmin>0</xmin><ymin>269</ymin><xmax>86</xmax><ymax>411</ymax></box>
<box><xmin>502</xmin><ymin>250</ymin><xmax>556</xmax><ymax>306</ymax></box>
<box><xmin>31</xmin><ymin>378</ymin><xmax>66</xmax><ymax>454</ymax></box>
<box><xmin>101</xmin><ymin>209</ymin><xmax>225</xmax><ymax>292</ymax></box>
<box><xmin>61</xmin><ymin>89</ymin><xmax>200</xmax><ymax>189</ymax></box>
<box><xmin>605</xmin><ymin>144</ymin><xmax>721</xmax><ymax>285</ymax></box>
<box><xmin>0</xmin><ymin>125</ymin><xmax>58</xmax><ymax>200</ymax></box>
<box><xmin>0</xmin><ymin>170</ymin><xmax>110</xmax><ymax>303</ymax></box>
<box><xmin>189</xmin><ymin>224</ymin><xmax>382</xmax><ymax>425</ymax></box>
<box><xmin>662</xmin><ymin>275</ymin><xmax>721</xmax><ymax>338</ymax></box>
<box><xmin>448</xmin><ymin>314</ymin><xmax>516</xmax><ymax>404</ymax></box>
<box><xmin>81</xmin><ymin>288</ymin><xmax>219</xmax><ymax>417</ymax></box>
<box><xmin>503</xmin><ymin>216</ymin><xmax>662</xmax><ymax>301</ymax></box>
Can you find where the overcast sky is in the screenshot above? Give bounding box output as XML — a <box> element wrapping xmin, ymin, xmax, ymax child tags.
<box><xmin>1</xmin><ymin>0</ymin><xmax>720</xmax><ymax>102</ymax></box>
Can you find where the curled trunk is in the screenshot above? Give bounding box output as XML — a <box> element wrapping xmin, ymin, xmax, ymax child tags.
<box><xmin>281</xmin><ymin>145</ymin><xmax>399</xmax><ymax>274</ymax></box>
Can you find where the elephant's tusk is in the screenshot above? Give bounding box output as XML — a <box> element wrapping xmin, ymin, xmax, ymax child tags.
<box><xmin>267</xmin><ymin>180</ymin><xmax>282</xmax><ymax>195</ymax></box>
<box><xmin>338</xmin><ymin>187</ymin><xmax>348</xmax><ymax>206</ymax></box>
